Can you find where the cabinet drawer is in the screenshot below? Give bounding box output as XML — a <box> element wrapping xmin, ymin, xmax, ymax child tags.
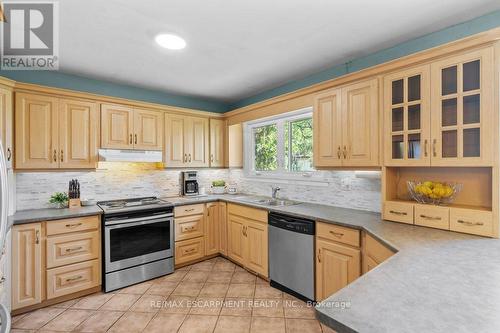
<box><xmin>174</xmin><ymin>204</ymin><xmax>205</xmax><ymax>217</ymax></box>
<box><xmin>414</xmin><ymin>204</ymin><xmax>449</xmax><ymax>230</ymax></box>
<box><xmin>317</xmin><ymin>222</ymin><xmax>360</xmax><ymax>247</ymax></box>
<box><xmin>175</xmin><ymin>214</ymin><xmax>204</xmax><ymax>241</ymax></box>
<box><xmin>364</xmin><ymin>234</ymin><xmax>395</xmax><ymax>264</ymax></box>
<box><xmin>227</xmin><ymin>203</ymin><xmax>267</xmax><ymax>223</ymax></box>
<box><xmin>46</xmin><ymin>259</ymin><xmax>100</xmax><ymax>299</ymax></box>
<box><xmin>175</xmin><ymin>237</ymin><xmax>205</xmax><ymax>265</ymax></box>
<box><xmin>450</xmin><ymin>208</ymin><xmax>493</xmax><ymax>237</ymax></box>
<box><xmin>384</xmin><ymin>201</ymin><xmax>414</xmax><ymax>224</ymax></box>
<box><xmin>46</xmin><ymin>230</ymin><xmax>100</xmax><ymax>268</ymax></box>
<box><xmin>46</xmin><ymin>216</ymin><xmax>100</xmax><ymax>236</ymax></box>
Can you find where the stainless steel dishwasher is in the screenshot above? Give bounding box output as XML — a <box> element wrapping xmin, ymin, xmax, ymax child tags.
<box><xmin>269</xmin><ymin>212</ymin><xmax>315</xmax><ymax>301</ymax></box>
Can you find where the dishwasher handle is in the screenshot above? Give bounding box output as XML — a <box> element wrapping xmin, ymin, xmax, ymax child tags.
<box><xmin>269</xmin><ymin>212</ymin><xmax>315</xmax><ymax>235</ymax></box>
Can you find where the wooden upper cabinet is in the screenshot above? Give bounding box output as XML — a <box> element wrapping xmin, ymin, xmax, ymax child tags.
<box><xmin>165</xmin><ymin>114</ymin><xmax>186</xmax><ymax>167</ymax></box>
<box><xmin>0</xmin><ymin>86</ymin><xmax>13</xmax><ymax>169</ymax></box>
<box><xmin>101</xmin><ymin>104</ymin><xmax>163</xmax><ymax>151</ymax></box>
<box><xmin>59</xmin><ymin>99</ymin><xmax>98</xmax><ymax>168</ymax></box>
<box><xmin>189</xmin><ymin>116</ymin><xmax>209</xmax><ymax>167</ymax></box>
<box><xmin>313</xmin><ymin>88</ymin><xmax>342</xmax><ymax>167</ymax></box>
<box><xmin>383</xmin><ymin>65</ymin><xmax>431</xmax><ymax>166</ymax></box>
<box><xmin>12</xmin><ymin>223</ymin><xmax>42</xmax><ymax>310</ymax></box>
<box><xmin>101</xmin><ymin>104</ymin><xmax>134</xmax><ymax>149</ymax></box>
<box><xmin>209</xmin><ymin>118</ymin><xmax>225</xmax><ymax>167</ymax></box>
<box><xmin>430</xmin><ymin>47</ymin><xmax>494</xmax><ymax>166</ymax></box>
<box><xmin>341</xmin><ymin>79</ymin><xmax>379</xmax><ymax>167</ymax></box>
<box><xmin>134</xmin><ymin>108</ymin><xmax>163</xmax><ymax>150</ymax></box>
<box><xmin>15</xmin><ymin>93</ymin><xmax>59</xmax><ymax>169</ymax></box>
<box><xmin>164</xmin><ymin>114</ymin><xmax>209</xmax><ymax>167</ymax></box>
<box><xmin>313</xmin><ymin>79</ymin><xmax>379</xmax><ymax>168</ymax></box>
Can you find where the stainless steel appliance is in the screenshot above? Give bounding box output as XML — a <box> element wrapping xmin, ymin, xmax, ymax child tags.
<box><xmin>269</xmin><ymin>212</ymin><xmax>315</xmax><ymax>301</ymax></box>
<box><xmin>98</xmin><ymin>197</ymin><xmax>174</xmax><ymax>292</ymax></box>
<box><xmin>182</xmin><ymin>171</ymin><xmax>199</xmax><ymax>196</ymax></box>
<box><xmin>0</xmin><ymin>141</ymin><xmax>10</xmax><ymax>330</ymax></box>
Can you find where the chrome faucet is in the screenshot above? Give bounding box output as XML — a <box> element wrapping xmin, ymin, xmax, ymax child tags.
<box><xmin>271</xmin><ymin>186</ymin><xmax>281</xmax><ymax>199</ymax></box>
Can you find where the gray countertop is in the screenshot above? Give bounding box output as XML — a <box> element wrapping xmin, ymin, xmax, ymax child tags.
<box><xmin>10</xmin><ymin>205</ymin><xmax>103</xmax><ymax>225</ymax></box>
<box><xmin>164</xmin><ymin>194</ymin><xmax>500</xmax><ymax>333</ymax></box>
<box><xmin>10</xmin><ymin>194</ymin><xmax>500</xmax><ymax>332</ymax></box>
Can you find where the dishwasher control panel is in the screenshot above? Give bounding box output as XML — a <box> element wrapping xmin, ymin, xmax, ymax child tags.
<box><xmin>268</xmin><ymin>212</ymin><xmax>315</xmax><ymax>235</ymax></box>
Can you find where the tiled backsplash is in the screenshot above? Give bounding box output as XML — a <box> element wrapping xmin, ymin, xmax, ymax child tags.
<box><xmin>15</xmin><ymin>163</ymin><xmax>228</xmax><ymax>210</ymax></box>
<box><xmin>227</xmin><ymin>169</ymin><xmax>381</xmax><ymax>213</ymax></box>
<box><xmin>15</xmin><ymin>164</ymin><xmax>381</xmax><ymax>212</ymax></box>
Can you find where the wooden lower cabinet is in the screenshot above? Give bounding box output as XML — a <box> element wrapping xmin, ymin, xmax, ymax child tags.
<box><xmin>175</xmin><ymin>238</ymin><xmax>205</xmax><ymax>265</ymax></box>
<box><xmin>219</xmin><ymin>202</ymin><xmax>228</xmax><ymax>256</ymax></box>
<box><xmin>362</xmin><ymin>233</ymin><xmax>395</xmax><ymax>274</ymax></box>
<box><xmin>46</xmin><ymin>259</ymin><xmax>100</xmax><ymax>299</ymax></box>
<box><xmin>205</xmin><ymin>202</ymin><xmax>220</xmax><ymax>256</ymax></box>
<box><xmin>11</xmin><ymin>216</ymin><xmax>101</xmax><ymax>311</ymax></box>
<box><xmin>12</xmin><ymin>223</ymin><xmax>43</xmax><ymax>310</ymax></box>
<box><xmin>227</xmin><ymin>204</ymin><xmax>268</xmax><ymax>277</ymax></box>
<box><xmin>227</xmin><ymin>214</ymin><xmax>246</xmax><ymax>265</ymax></box>
<box><xmin>315</xmin><ymin>238</ymin><xmax>360</xmax><ymax>301</ymax></box>
<box><xmin>245</xmin><ymin>220</ymin><xmax>268</xmax><ymax>276</ymax></box>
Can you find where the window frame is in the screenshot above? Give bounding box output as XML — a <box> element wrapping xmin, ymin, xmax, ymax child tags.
<box><xmin>244</xmin><ymin>107</ymin><xmax>320</xmax><ymax>181</ymax></box>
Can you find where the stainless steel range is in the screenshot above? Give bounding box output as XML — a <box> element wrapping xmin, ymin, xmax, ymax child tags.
<box><xmin>98</xmin><ymin>197</ymin><xmax>174</xmax><ymax>292</ymax></box>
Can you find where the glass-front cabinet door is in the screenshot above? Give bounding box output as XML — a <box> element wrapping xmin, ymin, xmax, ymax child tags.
<box><xmin>384</xmin><ymin>65</ymin><xmax>431</xmax><ymax>166</ymax></box>
<box><xmin>430</xmin><ymin>48</ymin><xmax>493</xmax><ymax>166</ymax></box>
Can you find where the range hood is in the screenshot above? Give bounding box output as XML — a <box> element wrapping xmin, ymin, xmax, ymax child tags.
<box><xmin>98</xmin><ymin>149</ymin><xmax>163</xmax><ymax>162</ymax></box>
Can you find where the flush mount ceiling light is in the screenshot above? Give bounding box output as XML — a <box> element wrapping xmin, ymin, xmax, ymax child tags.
<box><xmin>155</xmin><ymin>33</ymin><xmax>186</xmax><ymax>50</ymax></box>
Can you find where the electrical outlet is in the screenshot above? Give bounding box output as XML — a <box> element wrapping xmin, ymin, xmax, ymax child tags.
<box><xmin>341</xmin><ymin>178</ymin><xmax>351</xmax><ymax>190</ymax></box>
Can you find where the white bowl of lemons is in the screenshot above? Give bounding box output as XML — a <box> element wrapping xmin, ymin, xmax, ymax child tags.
<box><xmin>407</xmin><ymin>181</ymin><xmax>462</xmax><ymax>205</ymax></box>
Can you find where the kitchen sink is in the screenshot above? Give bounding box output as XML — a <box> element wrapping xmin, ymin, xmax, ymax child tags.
<box><xmin>256</xmin><ymin>199</ymin><xmax>299</xmax><ymax>206</ymax></box>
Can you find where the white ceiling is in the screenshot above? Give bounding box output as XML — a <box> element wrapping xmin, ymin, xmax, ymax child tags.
<box><xmin>60</xmin><ymin>0</ymin><xmax>500</xmax><ymax>103</ymax></box>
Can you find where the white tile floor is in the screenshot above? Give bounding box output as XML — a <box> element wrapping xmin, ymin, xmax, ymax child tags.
<box><xmin>11</xmin><ymin>256</ymin><xmax>337</xmax><ymax>333</ymax></box>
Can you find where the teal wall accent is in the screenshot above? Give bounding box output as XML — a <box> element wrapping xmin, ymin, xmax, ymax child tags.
<box><xmin>229</xmin><ymin>9</ymin><xmax>500</xmax><ymax>110</ymax></box>
<box><xmin>0</xmin><ymin>70</ymin><xmax>229</xmax><ymax>113</ymax></box>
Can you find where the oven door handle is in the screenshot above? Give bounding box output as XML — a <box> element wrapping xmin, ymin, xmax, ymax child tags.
<box><xmin>105</xmin><ymin>213</ymin><xmax>173</xmax><ymax>227</ymax></box>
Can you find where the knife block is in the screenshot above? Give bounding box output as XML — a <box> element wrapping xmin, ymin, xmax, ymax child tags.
<box><xmin>69</xmin><ymin>198</ymin><xmax>81</xmax><ymax>208</ymax></box>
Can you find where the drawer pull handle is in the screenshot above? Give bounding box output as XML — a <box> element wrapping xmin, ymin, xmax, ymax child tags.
<box><xmin>329</xmin><ymin>230</ymin><xmax>344</xmax><ymax>238</ymax></box>
<box><xmin>66</xmin><ymin>275</ymin><xmax>83</xmax><ymax>283</ymax></box>
<box><xmin>66</xmin><ymin>222</ymin><xmax>83</xmax><ymax>228</ymax></box>
<box><xmin>185</xmin><ymin>208</ymin><xmax>194</xmax><ymax>212</ymax></box>
<box><xmin>65</xmin><ymin>246</ymin><xmax>83</xmax><ymax>253</ymax></box>
<box><xmin>389</xmin><ymin>210</ymin><xmax>407</xmax><ymax>216</ymax></box>
<box><xmin>182</xmin><ymin>226</ymin><xmax>195</xmax><ymax>232</ymax></box>
<box><xmin>419</xmin><ymin>214</ymin><xmax>441</xmax><ymax>221</ymax></box>
<box><xmin>185</xmin><ymin>248</ymin><xmax>196</xmax><ymax>254</ymax></box>
<box><xmin>457</xmin><ymin>219</ymin><xmax>484</xmax><ymax>226</ymax></box>
<box><xmin>317</xmin><ymin>249</ymin><xmax>321</xmax><ymax>263</ymax></box>
<box><xmin>6</xmin><ymin>148</ymin><xmax>11</xmax><ymax>161</ymax></box>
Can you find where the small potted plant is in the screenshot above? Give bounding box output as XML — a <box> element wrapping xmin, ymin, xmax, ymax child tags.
<box><xmin>211</xmin><ymin>180</ymin><xmax>226</xmax><ymax>194</ymax></box>
<box><xmin>49</xmin><ymin>192</ymin><xmax>69</xmax><ymax>209</ymax></box>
